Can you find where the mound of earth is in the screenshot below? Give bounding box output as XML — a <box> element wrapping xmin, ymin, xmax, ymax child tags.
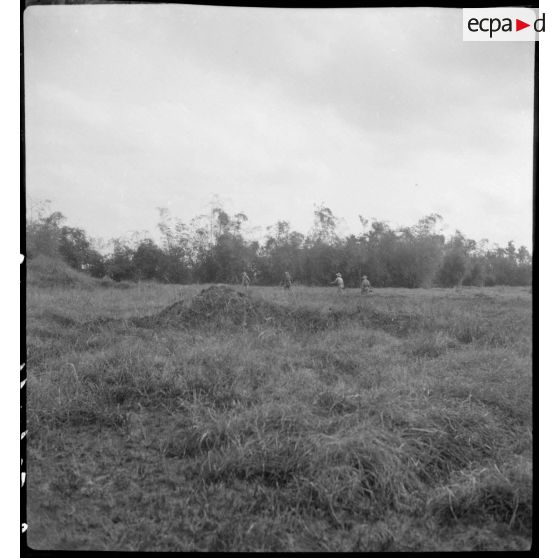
<box><xmin>133</xmin><ymin>285</ymin><xmax>425</xmax><ymax>336</ymax></box>
<box><xmin>27</xmin><ymin>255</ymin><xmax>133</xmax><ymax>290</ymax></box>
<box><xmin>135</xmin><ymin>285</ymin><xmax>343</xmax><ymax>332</ymax></box>
<box><xmin>27</xmin><ymin>255</ymin><xmax>98</xmax><ymax>289</ymax></box>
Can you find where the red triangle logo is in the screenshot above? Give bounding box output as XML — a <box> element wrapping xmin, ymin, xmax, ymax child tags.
<box><xmin>516</xmin><ymin>19</ymin><xmax>530</xmax><ymax>31</ymax></box>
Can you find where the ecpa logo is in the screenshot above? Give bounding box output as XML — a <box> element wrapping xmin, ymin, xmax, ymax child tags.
<box><xmin>463</xmin><ymin>8</ymin><xmax>545</xmax><ymax>41</ymax></box>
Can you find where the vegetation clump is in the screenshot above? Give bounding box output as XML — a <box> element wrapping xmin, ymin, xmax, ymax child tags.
<box><xmin>428</xmin><ymin>458</ymin><xmax>532</xmax><ymax>535</ymax></box>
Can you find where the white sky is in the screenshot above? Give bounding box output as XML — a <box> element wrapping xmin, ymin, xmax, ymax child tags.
<box><xmin>24</xmin><ymin>4</ymin><xmax>534</xmax><ymax>249</ymax></box>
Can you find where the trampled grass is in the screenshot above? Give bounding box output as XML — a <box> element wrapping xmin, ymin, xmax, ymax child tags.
<box><xmin>25</xmin><ymin>260</ymin><xmax>532</xmax><ymax>551</ymax></box>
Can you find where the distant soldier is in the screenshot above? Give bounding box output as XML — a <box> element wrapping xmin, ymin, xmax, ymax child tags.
<box><xmin>283</xmin><ymin>271</ymin><xmax>292</xmax><ymax>290</ymax></box>
<box><xmin>331</xmin><ymin>272</ymin><xmax>344</xmax><ymax>294</ymax></box>
<box><xmin>361</xmin><ymin>275</ymin><xmax>371</xmax><ymax>294</ymax></box>
<box><xmin>241</xmin><ymin>271</ymin><xmax>250</xmax><ymax>289</ymax></box>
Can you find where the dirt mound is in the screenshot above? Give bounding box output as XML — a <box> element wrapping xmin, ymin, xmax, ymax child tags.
<box><xmin>156</xmin><ymin>285</ymin><xmax>260</xmax><ymax>328</ymax></box>
<box><xmin>135</xmin><ymin>285</ymin><xmax>342</xmax><ymax>332</ymax></box>
<box><xmin>133</xmin><ymin>285</ymin><xmax>425</xmax><ymax>336</ymax></box>
<box><xmin>27</xmin><ymin>255</ymin><xmax>98</xmax><ymax>289</ymax></box>
<box><xmin>27</xmin><ymin>255</ymin><xmax>134</xmax><ymax>290</ymax></box>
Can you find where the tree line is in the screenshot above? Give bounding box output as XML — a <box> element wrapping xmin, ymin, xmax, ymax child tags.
<box><xmin>26</xmin><ymin>201</ymin><xmax>532</xmax><ymax>288</ymax></box>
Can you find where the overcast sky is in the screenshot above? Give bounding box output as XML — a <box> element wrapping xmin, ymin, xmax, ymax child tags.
<box><xmin>24</xmin><ymin>5</ymin><xmax>534</xmax><ymax>249</ymax></box>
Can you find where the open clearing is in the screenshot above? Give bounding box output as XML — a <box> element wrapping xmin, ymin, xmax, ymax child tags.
<box><xmin>26</xmin><ymin>264</ymin><xmax>532</xmax><ymax>551</ymax></box>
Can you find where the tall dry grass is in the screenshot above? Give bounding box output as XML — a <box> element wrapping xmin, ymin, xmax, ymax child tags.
<box><xmin>25</xmin><ymin>259</ymin><xmax>532</xmax><ymax>551</ymax></box>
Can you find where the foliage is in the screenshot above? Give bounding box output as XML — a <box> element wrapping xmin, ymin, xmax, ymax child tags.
<box><xmin>26</xmin><ymin>200</ymin><xmax>532</xmax><ymax>287</ymax></box>
<box><xmin>26</xmin><ymin>201</ymin><xmax>106</xmax><ymax>276</ymax></box>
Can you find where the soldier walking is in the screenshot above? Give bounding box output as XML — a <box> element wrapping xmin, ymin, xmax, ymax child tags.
<box><xmin>283</xmin><ymin>271</ymin><xmax>292</xmax><ymax>290</ymax></box>
<box><xmin>241</xmin><ymin>271</ymin><xmax>250</xmax><ymax>289</ymax></box>
<box><xmin>331</xmin><ymin>272</ymin><xmax>345</xmax><ymax>294</ymax></box>
<box><xmin>361</xmin><ymin>275</ymin><xmax>371</xmax><ymax>295</ymax></box>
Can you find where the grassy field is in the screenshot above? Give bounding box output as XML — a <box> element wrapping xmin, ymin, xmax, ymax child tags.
<box><xmin>26</xmin><ymin>258</ymin><xmax>533</xmax><ymax>551</ymax></box>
